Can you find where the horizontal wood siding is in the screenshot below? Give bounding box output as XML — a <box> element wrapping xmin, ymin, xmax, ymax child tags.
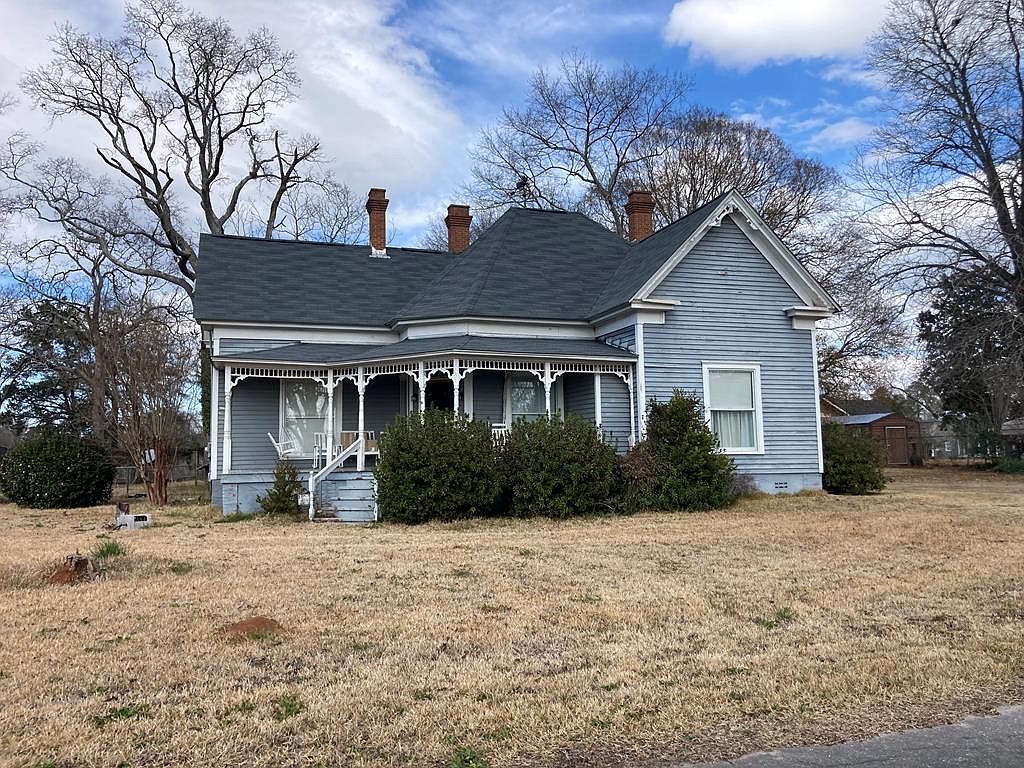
<box><xmin>337</xmin><ymin>376</ymin><xmax>402</xmax><ymax>434</ymax></box>
<box><xmin>563</xmin><ymin>373</ymin><xmax>595</xmax><ymax>421</ymax></box>
<box><xmin>230</xmin><ymin>377</ymin><xmax>280</xmax><ymax>472</ymax></box>
<box><xmin>472</xmin><ymin>371</ymin><xmax>505</xmax><ymax>423</ymax></box>
<box><xmin>600</xmin><ymin>374</ymin><xmax>631</xmax><ymax>453</ymax></box>
<box><xmin>366</xmin><ymin>375</ymin><xmax>401</xmax><ymax>434</ymax></box>
<box><xmin>643</xmin><ymin>217</ymin><xmax>819</xmax><ymax>476</ymax></box>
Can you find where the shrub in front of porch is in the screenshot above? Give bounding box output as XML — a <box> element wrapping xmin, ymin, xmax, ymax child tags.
<box><xmin>375</xmin><ymin>410</ymin><xmax>499</xmax><ymax>524</ymax></box>
<box><xmin>498</xmin><ymin>415</ymin><xmax>617</xmax><ymax>518</ymax></box>
<box><xmin>618</xmin><ymin>392</ymin><xmax>736</xmax><ymax>512</ymax></box>
<box><xmin>256</xmin><ymin>460</ymin><xmax>305</xmax><ymax>517</ymax></box>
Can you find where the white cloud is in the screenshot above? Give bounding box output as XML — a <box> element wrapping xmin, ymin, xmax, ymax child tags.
<box><xmin>822</xmin><ymin>61</ymin><xmax>887</xmax><ymax>88</ymax></box>
<box><xmin>807</xmin><ymin>116</ymin><xmax>875</xmax><ymax>151</ymax></box>
<box><xmin>664</xmin><ymin>0</ymin><xmax>890</xmax><ymax>69</ymax></box>
<box><xmin>0</xmin><ymin>0</ymin><xmax>469</xmax><ymax>245</ymax></box>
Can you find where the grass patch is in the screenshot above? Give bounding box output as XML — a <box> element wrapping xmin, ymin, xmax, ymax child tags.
<box><xmin>214</xmin><ymin>513</ymin><xmax>256</xmax><ymax>524</ymax></box>
<box><xmin>218</xmin><ymin>698</ymin><xmax>257</xmax><ymax>723</ymax></box>
<box><xmin>90</xmin><ymin>539</ymin><xmax>128</xmax><ymax>561</ymax></box>
<box><xmin>270</xmin><ymin>694</ymin><xmax>304</xmax><ymax>721</ymax></box>
<box><xmin>169</xmin><ymin>560</ymin><xmax>194</xmax><ymax>575</ymax></box>
<box><xmin>91</xmin><ymin>704</ymin><xmax>151</xmax><ymax>728</ymax></box>
<box><xmin>445</xmin><ymin>746</ymin><xmax>489</xmax><ymax>768</ymax></box>
<box><xmin>754</xmin><ymin>606</ymin><xmax>795</xmax><ymax>630</ymax></box>
<box><xmin>412</xmin><ymin>687</ymin><xmax>433</xmax><ymax>701</ymax></box>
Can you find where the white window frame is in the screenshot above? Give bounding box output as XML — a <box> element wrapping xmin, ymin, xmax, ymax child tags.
<box><xmin>278</xmin><ymin>379</ymin><xmax>328</xmax><ymax>459</ymax></box>
<box><xmin>701</xmin><ymin>362</ymin><xmax>765</xmax><ymax>455</ymax></box>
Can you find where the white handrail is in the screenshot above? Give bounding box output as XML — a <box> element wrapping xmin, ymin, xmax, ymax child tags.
<box><xmin>307</xmin><ymin>438</ymin><xmax>362</xmax><ymax>520</ymax></box>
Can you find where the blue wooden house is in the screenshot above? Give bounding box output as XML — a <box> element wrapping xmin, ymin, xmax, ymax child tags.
<box><xmin>193</xmin><ymin>188</ymin><xmax>838</xmax><ymax>520</ymax></box>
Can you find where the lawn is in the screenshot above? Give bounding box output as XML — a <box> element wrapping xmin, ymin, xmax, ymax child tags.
<box><xmin>0</xmin><ymin>467</ymin><xmax>1022</xmax><ymax>768</ymax></box>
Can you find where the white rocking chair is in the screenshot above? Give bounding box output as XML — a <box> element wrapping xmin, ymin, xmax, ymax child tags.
<box><xmin>268</xmin><ymin>432</ymin><xmax>297</xmax><ymax>459</ymax></box>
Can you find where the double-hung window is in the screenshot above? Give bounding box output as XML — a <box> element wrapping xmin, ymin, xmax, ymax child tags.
<box><xmin>280</xmin><ymin>379</ymin><xmax>327</xmax><ymax>457</ymax></box>
<box><xmin>508</xmin><ymin>373</ymin><xmax>550</xmax><ymax>422</ymax></box>
<box><xmin>702</xmin><ymin>364</ymin><xmax>763</xmax><ymax>453</ymax></box>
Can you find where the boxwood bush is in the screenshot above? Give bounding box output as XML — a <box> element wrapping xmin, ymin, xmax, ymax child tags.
<box><xmin>619</xmin><ymin>391</ymin><xmax>736</xmax><ymax>511</ymax></box>
<box><xmin>499</xmin><ymin>414</ymin><xmax>616</xmax><ymax>518</ymax></box>
<box><xmin>375</xmin><ymin>410</ymin><xmax>499</xmax><ymax>523</ymax></box>
<box><xmin>822</xmin><ymin>423</ymin><xmax>886</xmax><ymax>494</ymax></box>
<box><xmin>0</xmin><ymin>433</ymin><xmax>116</xmax><ymax>509</ymax></box>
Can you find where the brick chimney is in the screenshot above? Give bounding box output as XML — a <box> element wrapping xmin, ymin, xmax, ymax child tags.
<box><xmin>366</xmin><ymin>187</ymin><xmax>389</xmax><ymax>255</ymax></box>
<box><xmin>625</xmin><ymin>190</ymin><xmax>655</xmax><ymax>242</ymax></box>
<box><xmin>444</xmin><ymin>204</ymin><xmax>472</xmax><ymax>253</ymax></box>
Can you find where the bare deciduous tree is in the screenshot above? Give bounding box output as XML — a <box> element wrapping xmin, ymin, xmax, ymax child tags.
<box><xmin>108</xmin><ymin>301</ymin><xmax>198</xmax><ymax>506</ymax></box>
<box><xmin>19</xmin><ymin>0</ymin><xmax>325</xmax><ymax>292</ymax></box>
<box><xmin>801</xmin><ymin>219</ymin><xmax>911</xmax><ymax>398</ymax></box>
<box><xmin>860</xmin><ymin>0</ymin><xmax>1024</xmax><ymax>312</ymax></box>
<box><xmin>469</xmin><ymin>51</ymin><xmax>689</xmax><ymax>236</ymax></box>
<box><xmin>631</xmin><ymin>107</ymin><xmax>841</xmax><ymax>247</ymax></box>
<box><xmin>235</xmin><ymin>173</ymin><xmax>366</xmax><ymax>243</ymax></box>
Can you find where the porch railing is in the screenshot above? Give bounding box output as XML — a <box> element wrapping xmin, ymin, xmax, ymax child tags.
<box><xmin>306</xmin><ymin>438</ymin><xmax>362</xmax><ymax>520</ymax></box>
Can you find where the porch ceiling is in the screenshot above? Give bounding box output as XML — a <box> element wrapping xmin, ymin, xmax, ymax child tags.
<box><xmin>213</xmin><ymin>334</ymin><xmax>636</xmax><ymax>367</ymax></box>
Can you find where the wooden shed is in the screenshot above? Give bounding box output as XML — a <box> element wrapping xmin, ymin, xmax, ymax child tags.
<box><xmin>827</xmin><ymin>412</ymin><xmax>924</xmax><ymax>466</ymax></box>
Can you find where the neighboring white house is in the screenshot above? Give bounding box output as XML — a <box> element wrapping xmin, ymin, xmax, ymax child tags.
<box><xmin>193</xmin><ymin>188</ymin><xmax>839</xmax><ymax>519</ymax></box>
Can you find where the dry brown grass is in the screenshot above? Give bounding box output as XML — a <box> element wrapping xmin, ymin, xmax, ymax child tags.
<box><xmin>0</xmin><ymin>467</ymin><xmax>1022</xmax><ymax>768</ymax></box>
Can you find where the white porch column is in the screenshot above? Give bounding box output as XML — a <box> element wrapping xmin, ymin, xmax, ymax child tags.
<box><xmin>452</xmin><ymin>358</ymin><xmax>462</xmax><ymax>415</ymax></box>
<box><xmin>464</xmin><ymin>372</ymin><xmax>474</xmax><ymax>418</ymax></box>
<box><xmin>417</xmin><ymin>361</ymin><xmax>427</xmax><ymax>412</ymax></box>
<box><xmin>626</xmin><ymin>370</ymin><xmax>637</xmax><ymax>448</ymax></box>
<box><xmin>593</xmin><ymin>373</ymin><xmax>603</xmax><ymax>432</ymax></box>
<box><xmin>326</xmin><ymin>370</ymin><xmax>335</xmax><ymax>458</ymax></box>
<box><xmin>357</xmin><ymin>366</ymin><xmax>366</xmax><ymax>471</ymax></box>
<box><xmin>222</xmin><ymin>365</ymin><xmax>233</xmax><ymax>474</ymax></box>
<box><xmin>635</xmin><ymin>320</ymin><xmax>648</xmax><ymax>437</ymax></box>
<box><xmin>210</xmin><ymin>359</ymin><xmax>219</xmax><ymax>480</ymax></box>
<box><xmin>543</xmin><ymin>362</ymin><xmax>553</xmax><ymax>416</ymax></box>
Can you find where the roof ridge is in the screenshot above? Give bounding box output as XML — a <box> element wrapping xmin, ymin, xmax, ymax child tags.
<box><xmin>201</xmin><ymin>231</ymin><xmax>448</xmax><ymax>255</ymax></box>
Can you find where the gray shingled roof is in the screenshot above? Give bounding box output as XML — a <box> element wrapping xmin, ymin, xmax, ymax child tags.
<box><xmin>193</xmin><ymin>235</ymin><xmax>454</xmax><ymax>326</ymax></box>
<box><xmin>400</xmin><ymin>208</ymin><xmax>628</xmax><ymax>322</ymax></box>
<box><xmin>193</xmin><ymin>195</ymin><xmax>734</xmax><ymax>326</ymax></box>
<box><xmin>214</xmin><ymin>335</ymin><xmax>636</xmax><ymax>365</ymax></box>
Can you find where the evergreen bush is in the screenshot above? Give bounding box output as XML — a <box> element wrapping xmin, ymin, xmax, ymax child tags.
<box><xmin>0</xmin><ymin>433</ymin><xmax>115</xmax><ymax>509</ymax></box>
<box><xmin>821</xmin><ymin>423</ymin><xmax>886</xmax><ymax>494</ymax></box>
<box><xmin>256</xmin><ymin>460</ymin><xmax>304</xmax><ymax>516</ymax></box>
<box><xmin>375</xmin><ymin>410</ymin><xmax>499</xmax><ymax>524</ymax></box>
<box><xmin>621</xmin><ymin>391</ymin><xmax>736</xmax><ymax>511</ymax></box>
<box><xmin>499</xmin><ymin>414</ymin><xmax>616</xmax><ymax>518</ymax></box>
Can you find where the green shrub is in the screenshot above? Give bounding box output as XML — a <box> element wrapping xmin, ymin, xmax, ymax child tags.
<box><xmin>623</xmin><ymin>391</ymin><xmax>736</xmax><ymax>511</ymax></box>
<box><xmin>0</xmin><ymin>433</ymin><xmax>115</xmax><ymax>509</ymax></box>
<box><xmin>499</xmin><ymin>414</ymin><xmax>616</xmax><ymax>518</ymax></box>
<box><xmin>822</xmin><ymin>423</ymin><xmax>886</xmax><ymax>494</ymax></box>
<box><xmin>376</xmin><ymin>410</ymin><xmax>499</xmax><ymax>524</ymax></box>
<box><xmin>989</xmin><ymin>457</ymin><xmax>1024</xmax><ymax>474</ymax></box>
<box><xmin>256</xmin><ymin>460</ymin><xmax>304</xmax><ymax>516</ymax></box>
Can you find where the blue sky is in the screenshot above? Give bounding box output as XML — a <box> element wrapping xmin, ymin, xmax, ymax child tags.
<box><xmin>0</xmin><ymin>0</ymin><xmax>893</xmax><ymax>245</ymax></box>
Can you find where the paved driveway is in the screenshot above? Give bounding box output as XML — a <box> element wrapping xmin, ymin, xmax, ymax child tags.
<box><xmin>675</xmin><ymin>705</ymin><xmax>1024</xmax><ymax>767</ymax></box>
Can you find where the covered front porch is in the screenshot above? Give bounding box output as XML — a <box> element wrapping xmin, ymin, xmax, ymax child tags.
<box><xmin>210</xmin><ymin>336</ymin><xmax>638</xmax><ymax>518</ymax></box>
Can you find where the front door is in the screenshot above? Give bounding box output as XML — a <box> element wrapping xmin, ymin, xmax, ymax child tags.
<box><xmin>885</xmin><ymin>426</ymin><xmax>909</xmax><ymax>465</ymax></box>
